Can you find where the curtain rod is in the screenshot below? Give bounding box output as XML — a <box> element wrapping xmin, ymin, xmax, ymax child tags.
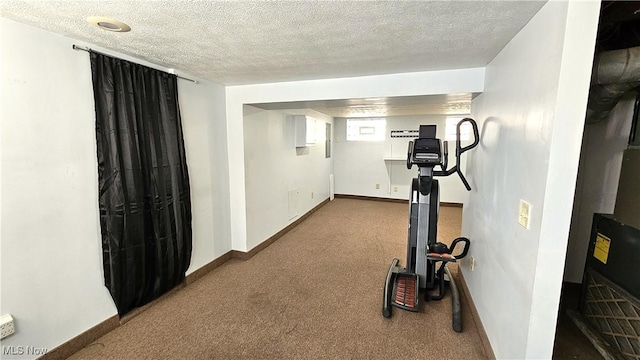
<box><xmin>72</xmin><ymin>45</ymin><xmax>198</xmax><ymax>84</ymax></box>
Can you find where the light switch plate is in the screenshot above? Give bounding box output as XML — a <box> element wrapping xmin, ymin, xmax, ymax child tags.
<box><xmin>518</xmin><ymin>199</ymin><xmax>531</xmax><ymax>229</ymax></box>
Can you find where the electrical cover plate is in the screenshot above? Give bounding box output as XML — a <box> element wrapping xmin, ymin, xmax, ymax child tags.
<box><xmin>518</xmin><ymin>199</ymin><xmax>531</xmax><ymax>229</ymax></box>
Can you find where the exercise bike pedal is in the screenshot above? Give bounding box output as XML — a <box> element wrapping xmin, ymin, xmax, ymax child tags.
<box><xmin>390</xmin><ymin>273</ymin><xmax>420</xmax><ymax>312</ymax></box>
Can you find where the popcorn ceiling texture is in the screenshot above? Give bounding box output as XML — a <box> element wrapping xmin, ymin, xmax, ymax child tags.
<box><xmin>252</xmin><ymin>93</ymin><xmax>475</xmax><ymax>117</ymax></box>
<box><xmin>1</xmin><ymin>1</ymin><xmax>545</xmax><ymax>85</ymax></box>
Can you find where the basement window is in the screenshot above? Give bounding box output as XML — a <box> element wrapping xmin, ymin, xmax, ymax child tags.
<box><xmin>445</xmin><ymin>116</ymin><xmax>471</xmax><ymax>141</ymax></box>
<box><xmin>346</xmin><ymin>118</ymin><xmax>386</xmax><ymax>141</ymax></box>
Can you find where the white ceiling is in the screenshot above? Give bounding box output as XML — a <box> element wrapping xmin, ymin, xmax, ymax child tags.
<box><xmin>250</xmin><ymin>93</ymin><xmax>479</xmax><ymax>118</ymax></box>
<box><xmin>1</xmin><ymin>1</ymin><xmax>545</xmax><ymax>117</ymax></box>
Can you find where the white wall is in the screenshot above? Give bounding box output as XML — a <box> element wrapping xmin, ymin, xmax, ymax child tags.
<box><xmin>461</xmin><ymin>1</ymin><xmax>600</xmax><ymax>359</ymax></box>
<box><xmin>243</xmin><ymin>107</ymin><xmax>333</xmax><ymax>250</ymax></box>
<box><xmin>333</xmin><ymin>115</ymin><xmax>472</xmax><ymax>202</ymax></box>
<box><xmin>0</xmin><ymin>18</ymin><xmax>229</xmax><ymax>356</ymax></box>
<box><xmin>564</xmin><ymin>95</ymin><xmax>636</xmax><ymax>283</ymax></box>
<box><xmin>226</xmin><ymin>68</ymin><xmax>484</xmax><ymax>251</ymax></box>
<box><xmin>179</xmin><ymin>78</ymin><xmax>232</xmax><ymax>274</ymax></box>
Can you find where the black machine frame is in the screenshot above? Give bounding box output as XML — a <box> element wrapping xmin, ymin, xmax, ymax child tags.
<box><xmin>382</xmin><ymin>118</ymin><xmax>479</xmax><ymax>332</ymax></box>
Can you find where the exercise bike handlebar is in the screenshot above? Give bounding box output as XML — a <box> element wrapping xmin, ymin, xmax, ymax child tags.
<box><xmin>457</xmin><ymin>118</ymin><xmax>480</xmax><ymax>154</ymax></box>
<box><xmin>407</xmin><ymin>140</ymin><xmax>414</xmax><ymax>170</ymax></box>
<box><xmin>441</xmin><ymin>140</ymin><xmax>449</xmax><ymax>171</ymax></box>
<box><xmin>406</xmin><ymin>118</ymin><xmax>479</xmax><ymax>189</ymax></box>
<box><xmin>433</xmin><ymin>118</ymin><xmax>479</xmax><ymax>191</ymax></box>
<box><xmin>455</xmin><ymin>118</ymin><xmax>479</xmax><ymax>191</ymax></box>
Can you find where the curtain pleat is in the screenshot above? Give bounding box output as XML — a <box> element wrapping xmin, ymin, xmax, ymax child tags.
<box><xmin>90</xmin><ymin>52</ymin><xmax>192</xmax><ymax>315</ymax></box>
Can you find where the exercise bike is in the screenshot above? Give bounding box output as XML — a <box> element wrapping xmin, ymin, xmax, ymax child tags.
<box><xmin>382</xmin><ymin>118</ymin><xmax>479</xmax><ymax>332</ymax></box>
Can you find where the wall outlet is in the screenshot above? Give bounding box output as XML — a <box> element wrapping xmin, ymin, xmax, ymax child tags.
<box><xmin>375</xmin><ymin>183</ymin><xmax>380</xmax><ymax>189</ymax></box>
<box><xmin>518</xmin><ymin>199</ymin><xmax>531</xmax><ymax>229</ymax></box>
<box><xmin>470</xmin><ymin>256</ymin><xmax>475</xmax><ymax>271</ymax></box>
<box><xmin>393</xmin><ymin>186</ymin><xmax>398</xmax><ymax>192</ymax></box>
<box><xmin>1</xmin><ymin>314</ymin><xmax>15</xmax><ymax>339</ymax></box>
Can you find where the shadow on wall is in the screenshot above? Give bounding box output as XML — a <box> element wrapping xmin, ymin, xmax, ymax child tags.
<box><xmin>479</xmin><ymin>116</ymin><xmax>501</xmax><ymax>152</ymax></box>
<box><xmin>296</xmin><ymin>147</ymin><xmax>311</xmax><ymax>156</ymax></box>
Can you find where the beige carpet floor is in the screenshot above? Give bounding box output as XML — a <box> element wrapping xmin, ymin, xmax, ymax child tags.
<box><xmin>69</xmin><ymin>198</ymin><xmax>487</xmax><ymax>359</ymax></box>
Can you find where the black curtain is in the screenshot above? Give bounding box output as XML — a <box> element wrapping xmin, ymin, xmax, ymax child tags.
<box><xmin>90</xmin><ymin>52</ymin><xmax>192</xmax><ymax>315</ymax></box>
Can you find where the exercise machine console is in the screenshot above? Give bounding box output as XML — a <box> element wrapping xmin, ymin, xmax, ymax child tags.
<box><xmin>382</xmin><ymin>118</ymin><xmax>479</xmax><ymax>332</ymax></box>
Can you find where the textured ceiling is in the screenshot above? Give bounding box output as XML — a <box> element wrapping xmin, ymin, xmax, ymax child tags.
<box><xmin>1</xmin><ymin>0</ymin><xmax>545</xmax><ymax>86</ymax></box>
<box><xmin>251</xmin><ymin>93</ymin><xmax>479</xmax><ymax>118</ymax></box>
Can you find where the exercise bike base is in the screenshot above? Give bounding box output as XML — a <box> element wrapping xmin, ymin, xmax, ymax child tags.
<box><xmin>444</xmin><ymin>265</ymin><xmax>463</xmax><ymax>333</ymax></box>
<box><xmin>383</xmin><ymin>261</ymin><xmax>463</xmax><ymax>332</ymax></box>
